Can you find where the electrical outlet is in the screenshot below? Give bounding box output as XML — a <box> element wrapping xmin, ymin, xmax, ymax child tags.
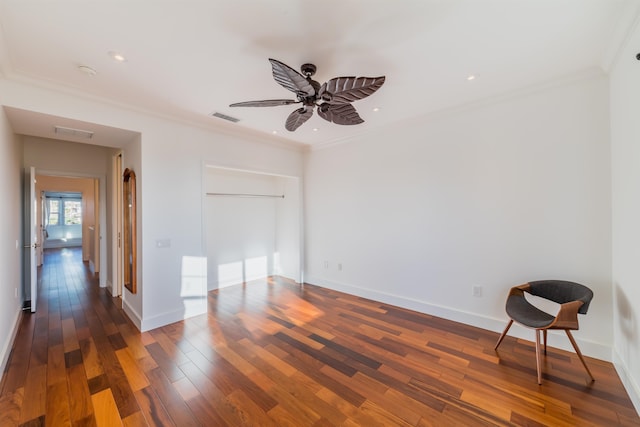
<box><xmin>472</xmin><ymin>285</ymin><xmax>483</xmax><ymax>297</ymax></box>
<box><xmin>324</xmin><ymin>261</ymin><xmax>329</xmax><ymax>269</ymax></box>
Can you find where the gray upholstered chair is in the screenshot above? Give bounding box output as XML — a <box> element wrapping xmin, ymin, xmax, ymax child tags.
<box><xmin>494</xmin><ymin>280</ymin><xmax>595</xmax><ymax>384</ymax></box>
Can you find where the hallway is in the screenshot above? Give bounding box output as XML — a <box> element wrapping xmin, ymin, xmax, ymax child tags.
<box><xmin>0</xmin><ymin>248</ymin><xmax>136</xmax><ymax>425</ymax></box>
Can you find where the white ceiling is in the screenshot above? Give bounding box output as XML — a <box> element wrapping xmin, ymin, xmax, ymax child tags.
<box><xmin>0</xmin><ymin>0</ymin><xmax>637</xmax><ymax>148</ymax></box>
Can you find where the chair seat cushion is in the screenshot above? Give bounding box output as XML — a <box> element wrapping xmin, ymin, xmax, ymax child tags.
<box><xmin>506</xmin><ymin>294</ymin><xmax>555</xmax><ymax>329</ymax></box>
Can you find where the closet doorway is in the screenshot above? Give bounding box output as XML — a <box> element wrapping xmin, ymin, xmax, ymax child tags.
<box><xmin>204</xmin><ymin>166</ymin><xmax>302</xmax><ymax>291</ymax></box>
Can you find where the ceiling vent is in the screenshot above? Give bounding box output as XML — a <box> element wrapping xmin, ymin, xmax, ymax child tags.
<box><xmin>54</xmin><ymin>125</ymin><xmax>94</xmax><ymax>139</ymax></box>
<box><xmin>210</xmin><ymin>112</ymin><xmax>240</xmax><ymax>123</ymax></box>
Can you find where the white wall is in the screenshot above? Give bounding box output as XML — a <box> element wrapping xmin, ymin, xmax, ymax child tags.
<box><xmin>305</xmin><ymin>72</ymin><xmax>612</xmax><ymax>360</ymax></box>
<box><xmin>0</xmin><ymin>107</ymin><xmax>24</xmax><ymax>374</ymax></box>
<box><xmin>611</xmin><ymin>19</ymin><xmax>640</xmax><ymax>413</ymax></box>
<box><xmin>23</xmin><ymin>136</ymin><xmax>111</xmax><ymax>176</ymax></box>
<box><xmin>275</xmin><ymin>176</ymin><xmax>302</xmax><ymax>282</ymax></box>
<box><xmin>0</xmin><ymin>78</ymin><xmax>304</xmax><ymax>332</ymax></box>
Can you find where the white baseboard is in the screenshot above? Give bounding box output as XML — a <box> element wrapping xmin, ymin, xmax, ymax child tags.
<box><xmin>122</xmin><ymin>298</ymin><xmax>142</xmax><ymax>331</ymax></box>
<box><xmin>613</xmin><ymin>349</ymin><xmax>640</xmax><ymax>416</ymax></box>
<box><xmin>304</xmin><ymin>275</ymin><xmax>612</xmax><ymax>362</ymax></box>
<box><xmin>139</xmin><ymin>308</ymin><xmax>184</xmax><ymax>332</ymax></box>
<box><xmin>136</xmin><ymin>300</ymin><xmax>207</xmax><ymax>332</ymax></box>
<box><xmin>277</xmin><ymin>273</ymin><xmax>301</xmax><ymax>284</ymax></box>
<box><xmin>209</xmin><ymin>280</ymin><xmax>239</xmax><ymax>291</ymax></box>
<box><xmin>208</xmin><ymin>274</ymin><xmax>301</xmax><ymax>292</ymax></box>
<box><xmin>0</xmin><ymin>307</ymin><xmax>23</xmax><ymax>381</ymax></box>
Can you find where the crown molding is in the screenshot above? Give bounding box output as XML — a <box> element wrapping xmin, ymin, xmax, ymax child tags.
<box><xmin>310</xmin><ymin>67</ymin><xmax>606</xmax><ymax>152</ymax></box>
<box><xmin>601</xmin><ymin>1</ymin><xmax>640</xmax><ymax>72</ymax></box>
<box><xmin>1</xmin><ymin>72</ymin><xmax>307</xmax><ymax>153</ymax></box>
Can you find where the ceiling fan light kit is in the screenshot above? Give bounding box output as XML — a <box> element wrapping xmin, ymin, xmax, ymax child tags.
<box><xmin>230</xmin><ymin>59</ymin><xmax>385</xmax><ymax>132</ymax></box>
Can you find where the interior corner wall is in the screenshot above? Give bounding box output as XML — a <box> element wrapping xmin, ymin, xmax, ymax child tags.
<box><xmin>0</xmin><ymin>107</ymin><xmax>24</xmax><ymax>375</ymax></box>
<box><xmin>610</xmin><ymin>19</ymin><xmax>640</xmax><ymax>412</ymax></box>
<box><xmin>304</xmin><ymin>73</ymin><xmax>612</xmax><ymax>360</ymax></box>
<box><xmin>275</xmin><ymin>176</ymin><xmax>302</xmax><ymax>283</ymax></box>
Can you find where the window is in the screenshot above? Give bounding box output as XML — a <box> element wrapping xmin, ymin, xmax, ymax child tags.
<box><xmin>64</xmin><ymin>200</ymin><xmax>82</xmax><ymax>225</ymax></box>
<box><xmin>47</xmin><ymin>199</ymin><xmax>60</xmax><ymax>226</ymax></box>
<box><xmin>46</xmin><ymin>198</ymin><xmax>82</xmax><ymax>226</ymax></box>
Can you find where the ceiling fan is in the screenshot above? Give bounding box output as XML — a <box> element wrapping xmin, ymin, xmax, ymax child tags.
<box><xmin>229</xmin><ymin>59</ymin><xmax>385</xmax><ymax>132</ymax></box>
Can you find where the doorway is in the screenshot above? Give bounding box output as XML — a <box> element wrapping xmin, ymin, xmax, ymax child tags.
<box><xmin>42</xmin><ymin>191</ymin><xmax>83</xmax><ymax>249</ymax></box>
<box><xmin>35</xmin><ymin>175</ymin><xmax>101</xmax><ymax>279</ymax></box>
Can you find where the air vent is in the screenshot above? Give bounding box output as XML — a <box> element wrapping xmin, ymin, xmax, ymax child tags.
<box><xmin>54</xmin><ymin>125</ymin><xmax>94</xmax><ymax>139</ymax></box>
<box><xmin>210</xmin><ymin>112</ymin><xmax>240</xmax><ymax>123</ymax></box>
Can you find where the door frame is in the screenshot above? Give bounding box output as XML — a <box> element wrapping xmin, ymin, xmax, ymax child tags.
<box><xmin>35</xmin><ymin>169</ymin><xmax>108</xmax><ymax>287</ymax></box>
<box><xmin>112</xmin><ymin>151</ymin><xmax>124</xmax><ymax>297</ymax></box>
<box><xmin>23</xmin><ymin>166</ymin><xmax>38</xmax><ymax>312</ymax></box>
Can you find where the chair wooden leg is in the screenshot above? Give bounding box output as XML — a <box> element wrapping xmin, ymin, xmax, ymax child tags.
<box><xmin>494</xmin><ymin>320</ymin><xmax>514</xmax><ymax>350</ymax></box>
<box><xmin>565</xmin><ymin>330</ymin><xmax>595</xmax><ymax>382</ymax></box>
<box><xmin>535</xmin><ymin>329</ymin><xmax>543</xmax><ymax>384</ymax></box>
<box><xmin>543</xmin><ymin>329</ymin><xmax>548</xmax><ymax>355</ymax></box>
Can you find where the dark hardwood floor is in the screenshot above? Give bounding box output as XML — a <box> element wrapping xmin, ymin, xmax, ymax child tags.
<box><xmin>0</xmin><ymin>247</ymin><xmax>638</xmax><ymax>426</ymax></box>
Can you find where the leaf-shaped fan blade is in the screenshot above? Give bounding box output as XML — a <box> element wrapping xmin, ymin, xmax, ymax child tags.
<box><xmin>285</xmin><ymin>107</ymin><xmax>313</xmax><ymax>132</ymax></box>
<box><xmin>317</xmin><ymin>103</ymin><xmax>364</xmax><ymax>125</ymax></box>
<box><xmin>319</xmin><ymin>76</ymin><xmax>385</xmax><ymax>104</ymax></box>
<box><xmin>229</xmin><ymin>99</ymin><xmax>299</xmax><ymax>107</ymax></box>
<box><xmin>269</xmin><ymin>59</ymin><xmax>315</xmax><ymax>97</ymax></box>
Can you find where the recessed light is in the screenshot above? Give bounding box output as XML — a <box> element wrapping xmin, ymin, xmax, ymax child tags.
<box><xmin>108</xmin><ymin>51</ymin><xmax>127</xmax><ymax>62</ymax></box>
<box><xmin>467</xmin><ymin>75</ymin><xmax>476</xmax><ymax>81</ymax></box>
<box><xmin>313</xmin><ymin>128</ymin><xmax>318</xmax><ymax>132</ymax></box>
<box><xmin>372</xmin><ymin>107</ymin><xmax>380</xmax><ymax>112</ymax></box>
<box><xmin>77</xmin><ymin>65</ymin><xmax>97</xmax><ymax>76</ymax></box>
<box><xmin>272</xmin><ymin>130</ymin><xmax>278</xmax><ymax>135</ymax></box>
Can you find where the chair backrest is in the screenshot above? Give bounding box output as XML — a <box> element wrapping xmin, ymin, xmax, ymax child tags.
<box><xmin>528</xmin><ymin>280</ymin><xmax>593</xmax><ymax>314</ymax></box>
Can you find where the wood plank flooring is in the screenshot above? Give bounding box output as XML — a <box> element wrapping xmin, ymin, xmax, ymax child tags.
<box><xmin>1</xmin><ymin>247</ymin><xmax>638</xmax><ymax>426</ymax></box>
